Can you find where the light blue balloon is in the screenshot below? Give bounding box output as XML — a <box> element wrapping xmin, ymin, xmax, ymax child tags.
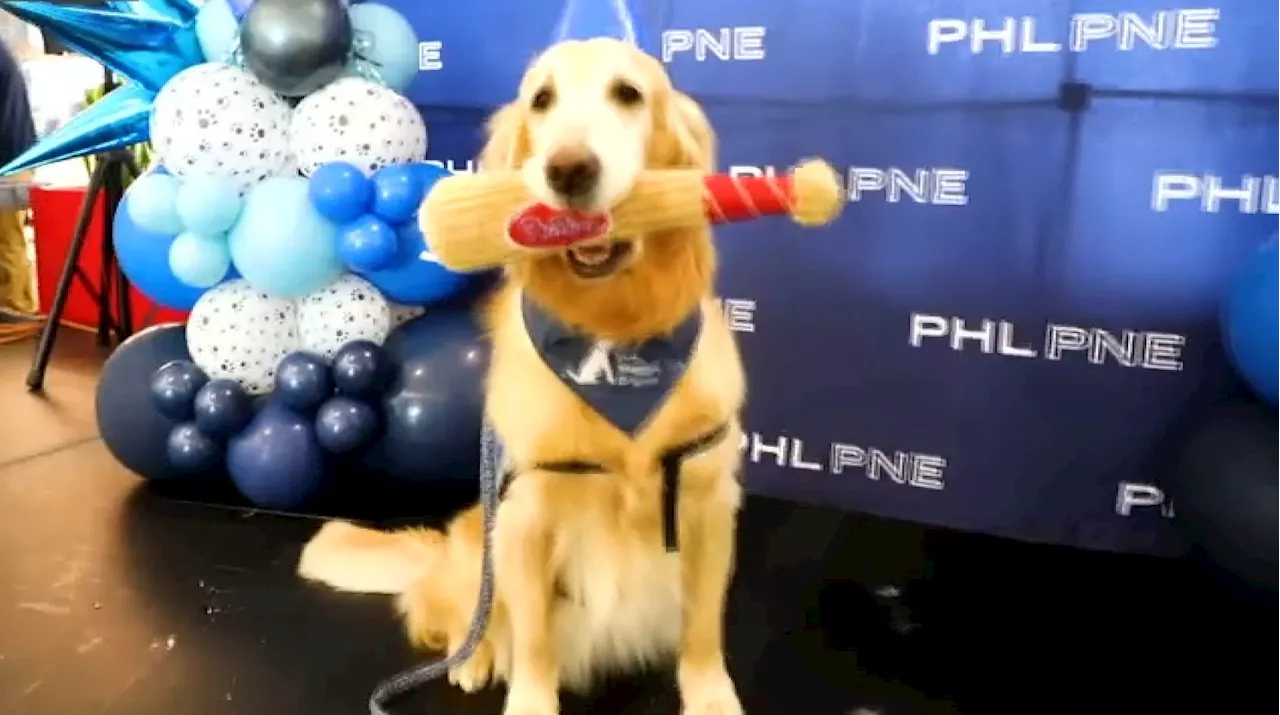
<box><xmin>228</xmin><ymin>176</ymin><xmax>343</xmax><ymax>299</ymax></box>
<box><xmin>126</xmin><ymin>172</ymin><xmax>184</xmax><ymax>235</ymax></box>
<box><xmin>347</xmin><ymin>3</ymin><xmax>420</xmax><ymax>93</ymax></box>
<box><xmin>169</xmin><ymin>232</ymin><xmax>232</xmax><ymax>288</ymax></box>
<box><xmin>116</xmin><ymin>169</ymin><xmax>222</xmax><ymax>311</ymax></box>
<box><xmin>194</xmin><ymin>0</ymin><xmax>240</xmax><ymax>63</ymax></box>
<box><xmin>176</xmin><ymin>175</ymin><xmax>243</xmax><ymax>235</ymax></box>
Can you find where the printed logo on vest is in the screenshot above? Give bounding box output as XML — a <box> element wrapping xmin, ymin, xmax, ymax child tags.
<box><xmin>523</xmin><ymin>294</ymin><xmax>700</xmax><ymax>435</ymax></box>
<box><xmin>506</xmin><ymin>204</ymin><xmax>611</xmax><ymax>248</ymax></box>
<box><xmin>564</xmin><ymin>341</ymin><xmax>670</xmax><ymax>389</ymax></box>
<box><xmin>564</xmin><ymin>341</ymin><xmax>617</xmax><ymax>385</ymax></box>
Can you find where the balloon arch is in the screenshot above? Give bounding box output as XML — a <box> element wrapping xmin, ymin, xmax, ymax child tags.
<box><xmin>1</xmin><ymin>0</ymin><xmax>491</xmax><ymax>510</ymax></box>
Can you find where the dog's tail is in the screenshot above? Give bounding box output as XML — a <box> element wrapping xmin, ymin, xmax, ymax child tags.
<box><xmin>297</xmin><ymin>521</ymin><xmax>445</xmax><ymax>595</ymax></box>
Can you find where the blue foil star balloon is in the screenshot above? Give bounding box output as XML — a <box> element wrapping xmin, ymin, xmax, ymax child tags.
<box><xmin>113</xmin><ymin>0</ymin><xmax>200</xmax><ymax>24</ymax></box>
<box><xmin>2</xmin><ymin>85</ymin><xmax>156</xmax><ymax>177</ymax></box>
<box><xmin>0</xmin><ymin>0</ymin><xmax>205</xmax><ymax>176</ymax></box>
<box><xmin>0</xmin><ymin>1</ymin><xmax>203</xmax><ymax>91</ymax></box>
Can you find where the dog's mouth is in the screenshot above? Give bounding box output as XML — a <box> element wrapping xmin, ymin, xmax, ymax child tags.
<box><xmin>565</xmin><ymin>241</ymin><xmax>634</xmax><ymax>279</ymax></box>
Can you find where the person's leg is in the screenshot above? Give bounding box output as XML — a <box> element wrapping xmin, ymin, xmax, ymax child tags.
<box><xmin>0</xmin><ymin>207</ymin><xmax>35</xmax><ymax>314</ymax></box>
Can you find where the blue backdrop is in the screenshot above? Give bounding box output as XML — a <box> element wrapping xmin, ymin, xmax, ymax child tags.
<box><xmin>386</xmin><ymin>0</ymin><xmax>1278</xmax><ymax>556</ymax></box>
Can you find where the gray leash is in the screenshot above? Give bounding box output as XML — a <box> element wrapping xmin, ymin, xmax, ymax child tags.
<box><xmin>368</xmin><ymin>423</ymin><xmax>502</xmax><ymax>715</ymax></box>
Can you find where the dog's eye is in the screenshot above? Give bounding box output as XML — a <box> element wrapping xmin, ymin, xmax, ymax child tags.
<box><xmin>610</xmin><ymin>80</ymin><xmax>644</xmax><ymax>107</ymax></box>
<box><xmin>531</xmin><ymin>86</ymin><xmax>555</xmax><ymax>112</ymax></box>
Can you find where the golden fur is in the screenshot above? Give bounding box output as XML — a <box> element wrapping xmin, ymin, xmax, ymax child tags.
<box><xmin>298</xmin><ymin>38</ymin><xmax>747</xmax><ymax>715</ymax></box>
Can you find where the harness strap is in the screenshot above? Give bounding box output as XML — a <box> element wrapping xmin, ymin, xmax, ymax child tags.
<box><xmin>504</xmin><ymin>424</ymin><xmax>730</xmax><ymax>552</ymax></box>
<box><xmin>658</xmin><ymin>423</ymin><xmax>730</xmax><ymax>551</ymax></box>
<box><xmin>498</xmin><ymin>460</ymin><xmax>608</xmax><ymax>501</ymax></box>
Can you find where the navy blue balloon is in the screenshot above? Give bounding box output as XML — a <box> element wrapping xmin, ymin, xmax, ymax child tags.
<box><xmin>193</xmin><ymin>378</ymin><xmax>254</xmax><ymax>438</ymax></box>
<box><xmin>309</xmin><ymin>161</ymin><xmax>373</xmax><ymax>224</ymax></box>
<box><xmin>337</xmin><ymin>213</ymin><xmax>399</xmax><ymax>272</ymax></box>
<box><xmin>315</xmin><ymin>396</ymin><xmax>379</xmax><ymax>453</ymax></box>
<box><xmin>226</xmin><ymin>403</ymin><xmax>328</xmax><ymax>510</ymax></box>
<box><xmin>370</xmin><ymin>163</ymin><xmax>424</xmax><ymax>225</ymax></box>
<box><xmin>362</xmin><ymin>306</ymin><xmax>490</xmax><ymax>484</ymax></box>
<box><xmin>150</xmin><ymin>359</ymin><xmax>209</xmax><ymax>421</ymax></box>
<box><xmin>166</xmin><ymin>423</ymin><xmax>224</xmax><ymax>473</ymax></box>
<box><xmin>274</xmin><ymin>351</ymin><xmax>333</xmax><ymax>412</ymax></box>
<box><xmin>332</xmin><ymin>340</ymin><xmax>391</xmax><ymax>398</ymax></box>
<box><xmin>97</xmin><ymin>324</ymin><xmax>223</xmax><ymax>481</ymax></box>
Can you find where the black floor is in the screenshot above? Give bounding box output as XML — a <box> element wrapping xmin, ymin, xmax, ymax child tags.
<box><xmin>0</xmin><ymin>333</ymin><xmax>1274</xmax><ymax>715</ymax></box>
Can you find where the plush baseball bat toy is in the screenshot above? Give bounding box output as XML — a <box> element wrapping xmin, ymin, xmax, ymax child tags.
<box><xmin>421</xmin><ymin>159</ymin><xmax>845</xmax><ymax>272</ymax></box>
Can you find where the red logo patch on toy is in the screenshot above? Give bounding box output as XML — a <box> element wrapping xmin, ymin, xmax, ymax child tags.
<box><xmin>505</xmin><ymin>204</ymin><xmax>612</xmax><ymax>248</ymax></box>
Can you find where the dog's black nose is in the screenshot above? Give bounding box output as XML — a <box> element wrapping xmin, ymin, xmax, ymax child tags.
<box><xmin>545</xmin><ymin>146</ymin><xmax>601</xmax><ymax>198</ymax></box>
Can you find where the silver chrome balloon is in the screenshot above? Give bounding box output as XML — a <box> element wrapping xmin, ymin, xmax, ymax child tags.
<box><xmin>239</xmin><ymin>0</ymin><xmax>353</xmax><ymax>97</ymax></box>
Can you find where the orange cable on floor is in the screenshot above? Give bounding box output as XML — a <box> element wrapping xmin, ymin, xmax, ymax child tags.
<box><xmin>0</xmin><ymin>321</ymin><xmax>40</xmax><ymax>345</ymax></box>
<box><xmin>0</xmin><ymin>307</ymin><xmax>43</xmax><ymax>345</ymax></box>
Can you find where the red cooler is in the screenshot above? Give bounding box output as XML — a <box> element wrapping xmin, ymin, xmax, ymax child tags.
<box><xmin>29</xmin><ymin>184</ymin><xmax>189</xmax><ymax>332</ymax></box>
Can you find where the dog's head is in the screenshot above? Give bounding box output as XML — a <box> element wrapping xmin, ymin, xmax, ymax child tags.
<box><xmin>480</xmin><ymin>38</ymin><xmax>716</xmax><ymax>338</ymax></box>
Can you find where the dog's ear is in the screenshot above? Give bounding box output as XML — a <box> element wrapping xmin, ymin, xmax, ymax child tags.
<box><xmin>651</xmin><ymin>90</ymin><xmax>716</xmax><ymax>171</ymax></box>
<box><xmin>478</xmin><ymin>101</ymin><xmax>530</xmax><ymax>171</ymax></box>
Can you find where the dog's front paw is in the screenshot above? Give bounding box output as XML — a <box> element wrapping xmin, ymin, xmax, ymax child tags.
<box><xmin>447</xmin><ymin>641</ymin><xmax>494</xmax><ymax>693</ymax></box>
<box><xmin>679</xmin><ymin>665</ymin><xmax>743</xmax><ymax>715</ymax></box>
<box><xmin>501</xmin><ymin>686</ymin><xmax>559</xmax><ymax>715</ymax></box>
<box><xmin>296</xmin><ymin>521</ymin><xmax>357</xmax><ymax>581</ymax></box>
<box><xmin>501</xmin><ymin>706</ymin><xmax>559</xmax><ymax>715</ymax></box>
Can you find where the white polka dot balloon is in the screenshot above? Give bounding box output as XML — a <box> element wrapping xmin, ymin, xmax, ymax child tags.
<box><xmin>186</xmin><ymin>280</ymin><xmax>301</xmax><ymax>395</ymax></box>
<box><xmin>279</xmin><ymin>152</ymin><xmax>302</xmax><ymax>178</ymax></box>
<box><xmin>150</xmin><ymin>63</ymin><xmax>293</xmax><ymax>194</ymax></box>
<box><xmin>389</xmin><ymin>302</ymin><xmax>426</xmax><ymax>328</ymax></box>
<box><xmin>295</xmin><ymin>274</ymin><xmax>392</xmax><ymax>360</ymax></box>
<box><xmin>288</xmin><ymin>77</ymin><xmax>427</xmax><ymax>176</ymax></box>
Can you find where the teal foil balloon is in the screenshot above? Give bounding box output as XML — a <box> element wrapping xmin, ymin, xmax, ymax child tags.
<box><xmin>0</xmin><ymin>1</ymin><xmax>204</xmax><ymax>91</ymax></box>
<box><xmin>0</xmin><ymin>84</ymin><xmax>155</xmax><ymax>177</ymax></box>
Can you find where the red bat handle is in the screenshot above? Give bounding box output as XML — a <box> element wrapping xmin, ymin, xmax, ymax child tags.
<box><xmin>703</xmin><ymin>174</ymin><xmax>797</xmax><ymax>224</ymax></box>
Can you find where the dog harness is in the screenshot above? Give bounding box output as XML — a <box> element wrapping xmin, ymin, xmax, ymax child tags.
<box><xmin>516</xmin><ymin>292</ymin><xmax>726</xmax><ymax>551</ymax></box>
<box><xmin>499</xmin><ymin>422</ymin><xmax>729</xmax><ymax>552</ymax></box>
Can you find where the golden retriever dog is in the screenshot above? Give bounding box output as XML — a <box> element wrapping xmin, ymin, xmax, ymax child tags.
<box><xmin>298</xmin><ymin>37</ymin><xmax>747</xmax><ymax>715</ymax></box>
